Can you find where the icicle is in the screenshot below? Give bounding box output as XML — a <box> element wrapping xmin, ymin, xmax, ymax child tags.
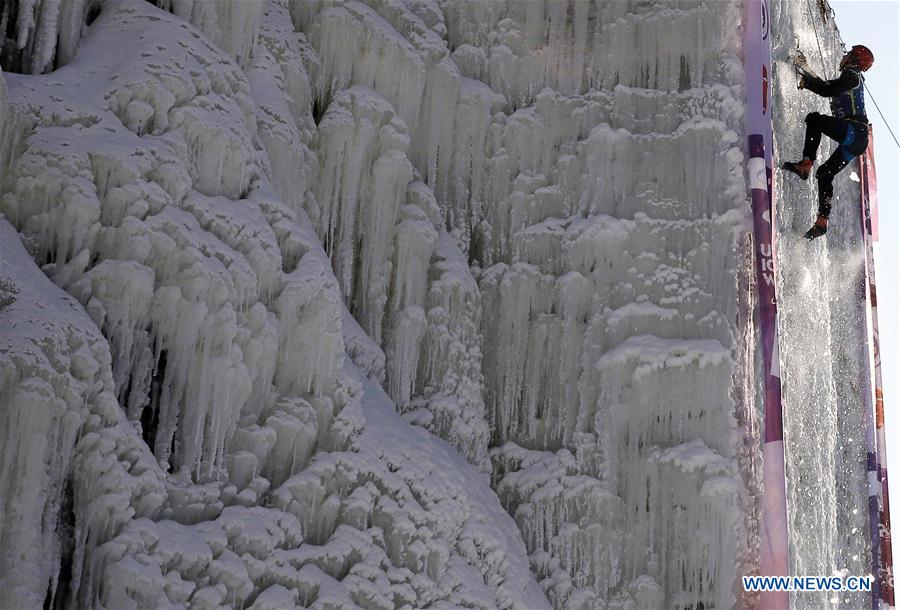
<box><xmin>315</xmin><ymin>87</ymin><xmax>413</xmax><ymax>343</ymax></box>
<box><xmin>184</xmin><ymin>0</ymin><xmax>264</xmax><ymax>70</ymax></box>
<box><xmin>386</xmin><ymin>306</ymin><xmax>426</xmax><ymax>407</ymax></box>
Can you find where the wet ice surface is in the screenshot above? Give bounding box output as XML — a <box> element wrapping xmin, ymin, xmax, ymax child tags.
<box><xmin>2</xmin><ymin>0</ymin><xmax>763</xmax><ymax>608</ymax></box>
<box><xmin>769</xmin><ymin>1</ymin><xmax>872</xmax><ymax>608</ymax></box>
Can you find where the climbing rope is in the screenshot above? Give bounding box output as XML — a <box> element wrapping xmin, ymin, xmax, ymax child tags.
<box><xmin>805</xmin><ymin>0</ymin><xmax>830</xmax><ymax>78</ymax></box>
<box><xmin>863</xmin><ymin>81</ymin><xmax>900</xmax><ymax>150</ymax></box>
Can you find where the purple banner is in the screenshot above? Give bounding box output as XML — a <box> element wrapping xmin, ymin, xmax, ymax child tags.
<box><xmin>744</xmin><ymin>1</ymin><xmax>789</xmax><ymax>607</ymax></box>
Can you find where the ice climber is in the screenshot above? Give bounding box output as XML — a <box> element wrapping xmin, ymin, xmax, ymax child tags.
<box><xmin>781</xmin><ymin>44</ymin><xmax>874</xmax><ymax>240</ymax></box>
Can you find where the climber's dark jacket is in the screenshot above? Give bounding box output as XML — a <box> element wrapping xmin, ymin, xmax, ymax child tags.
<box><xmin>802</xmin><ymin>68</ymin><xmax>868</xmax><ymax>124</ymax></box>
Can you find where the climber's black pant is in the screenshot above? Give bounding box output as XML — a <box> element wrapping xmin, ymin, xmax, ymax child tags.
<box><xmin>802</xmin><ymin>112</ymin><xmax>869</xmax><ymax>218</ymax></box>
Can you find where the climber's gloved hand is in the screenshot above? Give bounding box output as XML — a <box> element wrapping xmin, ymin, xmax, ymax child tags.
<box><xmin>794</xmin><ymin>50</ymin><xmax>810</xmax><ymax>71</ymax></box>
<box><xmin>798</xmin><ymin>74</ymin><xmax>807</xmax><ymax>89</ymax></box>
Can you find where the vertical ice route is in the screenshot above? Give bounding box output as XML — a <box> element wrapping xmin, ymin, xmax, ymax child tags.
<box><xmin>769</xmin><ymin>1</ymin><xmax>875</xmax><ymax>608</ymax></box>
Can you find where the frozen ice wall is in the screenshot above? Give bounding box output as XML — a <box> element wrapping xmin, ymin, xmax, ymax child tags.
<box><xmin>0</xmin><ymin>0</ymin><xmax>101</xmax><ymax>74</ymax></box>
<box><xmin>769</xmin><ymin>1</ymin><xmax>872</xmax><ymax>607</ymax></box>
<box><xmin>0</xmin><ymin>2</ymin><xmax>546</xmax><ymax>608</ymax></box>
<box><xmin>450</xmin><ymin>1</ymin><xmax>755</xmax><ymax>605</ymax></box>
<box><xmin>2</xmin><ymin>0</ymin><xmax>759</xmax><ymax>608</ymax></box>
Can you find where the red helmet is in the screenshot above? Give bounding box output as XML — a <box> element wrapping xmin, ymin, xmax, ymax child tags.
<box><xmin>845</xmin><ymin>45</ymin><xmax>875</xmax><ymax>71</ymax></box>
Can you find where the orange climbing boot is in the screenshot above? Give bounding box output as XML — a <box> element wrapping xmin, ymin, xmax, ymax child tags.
<box><xmin>781</xmin><ymin>158</ymin><xmax>813</xmax><ymax>180</ymax></box>
<box><xmin>804</xmin><ymin>214</ymin><xmax>828</xmax><ymax>240</ymax></box>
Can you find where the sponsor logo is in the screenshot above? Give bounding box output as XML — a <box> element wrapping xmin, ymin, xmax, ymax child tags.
<box><xmin>759</xmin><ymin>243</ymin><xmax>775</xmax><ymax>288</ymax></box>
<box><xmin>749</xmin><ymin>157</ymin><xmax>767</xmax><ymax>190</ymax></box>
